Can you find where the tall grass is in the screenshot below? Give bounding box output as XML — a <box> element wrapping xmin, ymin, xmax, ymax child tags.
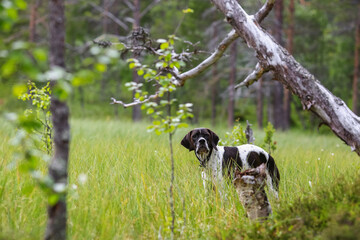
<box><xmin>1</xmin><ymin>118</ymin><xmax>360</xmax><ymax>239</ymax></box>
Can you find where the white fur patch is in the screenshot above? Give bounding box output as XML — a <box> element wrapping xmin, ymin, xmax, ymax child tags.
<box><xmin>236</xmin><ymin>144</ymin><xmax>269</xmax><ymax>170</ymax></box>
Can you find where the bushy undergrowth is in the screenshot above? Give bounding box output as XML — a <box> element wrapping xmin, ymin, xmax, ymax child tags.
<box><xmin>1</xmin><ymin>118</ymin><xmax>360</xmax><ymax>239</ymax></box>
<box><xmin>224</xmin><ymin>173</ymin><xmax>360</xmax><ymax>240</ymax></box>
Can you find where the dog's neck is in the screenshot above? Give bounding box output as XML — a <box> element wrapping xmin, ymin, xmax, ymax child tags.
<box><xmin>196</xmin><ymin>147</ymin><xmax>216</xmax><ymax>168</ymax></box>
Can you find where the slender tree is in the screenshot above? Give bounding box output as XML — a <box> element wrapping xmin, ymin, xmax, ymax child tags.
<box><xmin>228</xmin><ymin>41</ymin><xmax>237</xmax><ymax>127</ymax></box>
<box><xmin>352</xmin><ymin>5</ymin><xmax>360</xmax><ymax>115</ymax></box>
<box><xmin>29</xmin><ymin>0</ymin><xmax>40</xmax><ymax>43</ymax></box>
<box><xmin>45</xmin><ymin>0</ymin><xmax>70</xmax><ymax>239</ymax></box>
<box><xmin>271</xmin><ymin>0</ymin><xmax>285</xmax><ymax>130</ymax></box>
<box><xmin>283</xmin><ymin>0</ymin><xmax>295</xmax><ymax>129</ymax></box>
<box><xmin>132</xmin><ymin>0</ymin><xmax>142</xmax><ymax>122</ymax></box>
<box><xmin>257</xmin><ymin>77</ymin><xmax>264</xmax><ymax>128</ymax></box>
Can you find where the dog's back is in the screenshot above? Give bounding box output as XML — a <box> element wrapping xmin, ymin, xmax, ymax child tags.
<box><xmin>221</xmin><ymin>145</ymin><xmax>280</xmax><ymax>192</ymax></box>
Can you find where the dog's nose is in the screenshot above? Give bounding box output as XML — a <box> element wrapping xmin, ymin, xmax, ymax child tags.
<box><xmin>199</xmin><ymin>139</ymin><xmax>205</xmax><ymax>144</ymax></box>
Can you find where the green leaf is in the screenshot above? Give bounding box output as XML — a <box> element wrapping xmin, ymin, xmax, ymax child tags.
<box><xmin>137</xmin><ymin>69</ymin><xmax>144</xmax><ymax>76</ymax></box>
<box><xmin>12</xmin><ymin>84</ymin><xmax>27</xmax><ymax>97</ymax></box>
<box><xmin>177</xmin><ymin>123</ymin><xmax>189</xmax><ymax>128</ymax></box>
<box><xmin>153</xmin><ymin>120</ymin><xmax>161</xmax><ymax>125</ymax></box>
<box><xmin>48</xmin><ymin>194</ymin><xmax>60</xmax><ymax>206</ymax></box>
<box><xmin>33</xmin><ymin>48</ymin><xmax>48</xmax><ymax>62</ymax></box>
<box><xmin>1</xmin><ymin>58</ymin><xmax>17</xmax><ymax>77</ymax></box>
<box><xmin>15</xmin><ymin>0</ymin><xmax>27</xmax><ymax>9</ymax></box>
<box><xmin>18</xmin><ymin>114</ymin><xmax>42</xmax><ymax>131</ymax></box>
<box><xmin>72</xmin><ymin>69</ymin><xmax>96</xmax><ymax>87</ymax></box>
<box><xmin>95</xmin><ymin>63</ymin><xmax>107</xmax><ymax>72</ymax></box>
<box><xmin>160</xmin><ymin>42</ymin><xmax>169</xmax><ymax>50</ymax></box>
<box><xmin>146</xmin><ymin>108</ymin><xmax>154</xmax><ymax>115</ymax></box>
<box><xmin>129</xmin><ymin>62</ymin><xmax>136</xmax><ymax>69</ymax></box>
<box><xmin>53</xmin><ymin>80</ymin><xmax>72</xmax><ymax>100</ymax></box>
<box><xmin>182</xmin><ymin>8</ymin><xmax>194</xmax><ymax>13</ymax></box>
<box><xmin>113</xmin><ymin>42</ymin><xmax>125</xmax><ymax>51</ymax></box>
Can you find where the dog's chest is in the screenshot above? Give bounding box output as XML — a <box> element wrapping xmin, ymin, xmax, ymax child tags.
<box><xmin>207</xmin><ymin>146</ymin><xmax>225</xmax><ymax>180</ymax></box>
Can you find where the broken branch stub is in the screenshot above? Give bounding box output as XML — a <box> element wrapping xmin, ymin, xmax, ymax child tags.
<box><xmin>233</xmin><ymin>164</ymin><xmax>272</xmax><ymax>221</ymax></box>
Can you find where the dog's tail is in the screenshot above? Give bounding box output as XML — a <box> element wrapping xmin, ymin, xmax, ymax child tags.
<box><xmin>266</xmin><ymin>155</ymin><xmax>280</xmax><ymax>191</ymax></box>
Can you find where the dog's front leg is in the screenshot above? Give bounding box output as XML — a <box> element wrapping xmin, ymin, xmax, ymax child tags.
<box><xmin>201</xmin><ymin>171</ymin><xmax>209</xmax><ymax>190</ymax></box>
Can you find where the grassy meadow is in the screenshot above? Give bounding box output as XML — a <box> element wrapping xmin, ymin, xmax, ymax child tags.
<box><xmin>1</xmin><ymin>118</ymin><xmax>360</xmax><ymax>239</ymax></box>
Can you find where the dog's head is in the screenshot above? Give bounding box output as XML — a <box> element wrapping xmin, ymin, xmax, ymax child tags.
<box><xmin>181</xmin><ymin>128</ymin><xmax>219</xmax><ymax>163</ymax></box>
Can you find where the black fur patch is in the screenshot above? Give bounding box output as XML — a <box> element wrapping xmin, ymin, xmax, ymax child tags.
<box><xmin>222</xmin><ymin>147</ymin><xmax>242</xmax><ymax>177</ymax></box>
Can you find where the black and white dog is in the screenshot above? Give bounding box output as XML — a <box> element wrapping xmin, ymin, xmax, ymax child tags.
<box><xmin>181</xmin><ymin>128</ymin><xmax>280</xmax><ymax>196</ymax></box>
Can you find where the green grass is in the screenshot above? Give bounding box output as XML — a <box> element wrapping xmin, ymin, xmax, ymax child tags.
<box><xmin>1</xmin><ymin>118</ymin><xmax>360</xmax><ymax>239</ymax></box>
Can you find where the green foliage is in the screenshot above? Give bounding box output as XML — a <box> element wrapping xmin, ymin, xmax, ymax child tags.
<box><xmin>220</xmin><ymin>121</ymin><xmax>277</xmax><ymax>154</ymax></box>
<box><xmin>219</xmin><ymin>123</ymin><xmax>247</xmax><ymax>146</ymax></box>
<box><xmin>261</xmin><ymin>122</ymin><xmax>277</xmax><ymax>154</ymax></box>
<box><xmin>18</xmin><ymin>81</ymin><xmax>53</xmax><ymax>154</ymax></box>
<box><xmin>0</xmin><ymin>0</ymin><xmax>27</xmax><ymax>32</ymax></box>
<box><xmin>5</xmin><ymin>112</ymin><xmax>65</xmax><ymax>206</ymax></box>
<box><xmin>126</xmin><ymin>35</ymin><xmax>193</xmax><ymax>136</ymax></box>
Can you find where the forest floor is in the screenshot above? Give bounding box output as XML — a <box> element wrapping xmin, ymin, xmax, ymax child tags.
<box><xmin>1</xmin><ymin>118</ymin><xmax>360</xmax><ymax>239</ymax></box>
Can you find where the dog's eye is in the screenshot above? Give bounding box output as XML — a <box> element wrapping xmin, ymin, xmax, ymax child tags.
<box><xmin>204</xmin><ymin>135</ymin><xmax>209</xmax><ymax>140</ymax></box>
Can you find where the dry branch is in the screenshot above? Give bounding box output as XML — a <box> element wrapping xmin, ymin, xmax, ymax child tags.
<box><xmin>254</xmin><ymin>0</ymin><xmax>275</xmax><ymax>23</ymax></box>
<box><xmin>233</xmin><ymin>164</ymin><xmax>272</xmax><ymax>221</ymax></box>
<box><xmin>175</xmin><ymin>30</ymin><xmax>239</xmax><ymax>86</ymax></box>
<box><xmin>110</xmin><ymin>93</ymin><xmax>159</xmax><ymax>108</ymax></box>
<box><xmin>235</xmin><ymin>63</ymin><xmax>268</xmax><ymax>89</ymax></box>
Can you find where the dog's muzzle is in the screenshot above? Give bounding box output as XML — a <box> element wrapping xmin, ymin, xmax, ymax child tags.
<box><xmin>196</xmin><ymin>138</ymin><xmax>210</xmax><ymax>166</ymax></box>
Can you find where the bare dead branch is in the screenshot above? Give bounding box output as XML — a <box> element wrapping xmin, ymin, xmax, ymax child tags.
<box><xmin>254</xmin><ymin>0</ymin><xmax>275</xmax><ymax>23</ymax></box>
<box><xmin>172</xmin><ymin>0</ymin><xmax>275</xmax><ymax>87</ymax></box>
<box><xmin>123</xmin><ymin>0</ymin><xmax>135</xmax><ymax>11</ymax></box>
<box><xmin>235</xmin><ymin>63</ymin><xmax>268</xmax><ymax>89</ymax></box>
<box><xmin>175</xmin><ymin>30</ymin><xmax>239</xmax><ymax>86</ymax></box>
<box><xmin>110</xmin><ymin>94</ymin><xmax>159</xmax><ymax>108</ymax></box>
<box><xmin>233</xmin><ymin>164</ymin><xmax>272</xmax><ymax>221</ymax></box>
<box><xmin>89</xmin><ymin>2</ymin><xmax>129</xmax><ymax>31</ymax></box>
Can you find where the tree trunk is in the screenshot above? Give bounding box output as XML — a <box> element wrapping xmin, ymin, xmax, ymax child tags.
<box><xmin>283</xmin><ymin>0</ymin><xmax>295</xmax><ymax>130</ymax></box>
<box><xmin>352</xmin><ymin>5</ymin><xmax>360</xmax><ymax>115</ymax></box>
<box><xmin>228</xmin><ymin>41</ymin><xmax>237</xmax><ymax>128</ymax></box>
<box><xmin>132</xmin><ymin>0</ymin><xmax>142</xmax><ymax>122</ymax></box>
<box><xmin>45</xmin><ymin>0</ymin><xmax>69</xmax><ymax>240</ymax></box>
<box><xmin>29</xmin><ymin>0</ymin><xmax>39</xmax><ymax>42</ymax></box>
<box><xmin>211</xmin><ymin>0</ymin><xmax>360</xmax><ymax>155</ymax></box>
<box><xmin>257</xmin><ymin>78</ymin><xmax>263</xmax><ymax>128</ymax></box>
<box><xmin>211</xmin><ymin>63</ymin><xmax>218</xmax><ymax>127</ymax></box>
<box><xmin>211</xmin><ymin>25</ymin><xmax>219</xmax><ymax>127</ymax></box>
<box><xmin>271</xmin><ymin>0</ymin><xmax>285</xmax><ymax>130</ymax></box>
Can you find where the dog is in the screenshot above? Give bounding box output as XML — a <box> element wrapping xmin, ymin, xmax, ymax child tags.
<box><xmin>181</xmin><ymin>128</ymin><xmax>280</xmax><ymax>196</ymax></box>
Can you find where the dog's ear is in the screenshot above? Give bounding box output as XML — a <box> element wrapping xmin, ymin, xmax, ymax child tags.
<box><xmin>181</xmin><ymin>130</ymin><xmax>195</xmax><ymax>151</ymax></box>
<box><xmin>207</xmin><ymin>129</ymin><xmax>219</xmax><ymax>151</ymax></box>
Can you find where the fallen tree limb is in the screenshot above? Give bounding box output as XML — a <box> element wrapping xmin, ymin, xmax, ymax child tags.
<box><xmin>235</xmin><ymin>63</ymin><xmax>268</xmax><ymax>89</ymax></box>
<box><xmin>254</xmin><ymin>0</ymin><xmax>275</xmax><ymax>23</ymax></box>
<box><xmin>211</xmin><ymin>0</ymin><xmax>360</xmax><ymax>155</ymax></box>
<box><xmin>110</xmin><ymin>93</ymin><xmax>159</xmax><ymax>108</ymax></box>
<box><xmin>233</xmin><ymin>164</ymin><xmax>272</xmax><ymax>221</ymax></box>
<box><xmin>175</xmin><ymin>30</ymin><xmax>239</xmax><ymax>86</ymax></box>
